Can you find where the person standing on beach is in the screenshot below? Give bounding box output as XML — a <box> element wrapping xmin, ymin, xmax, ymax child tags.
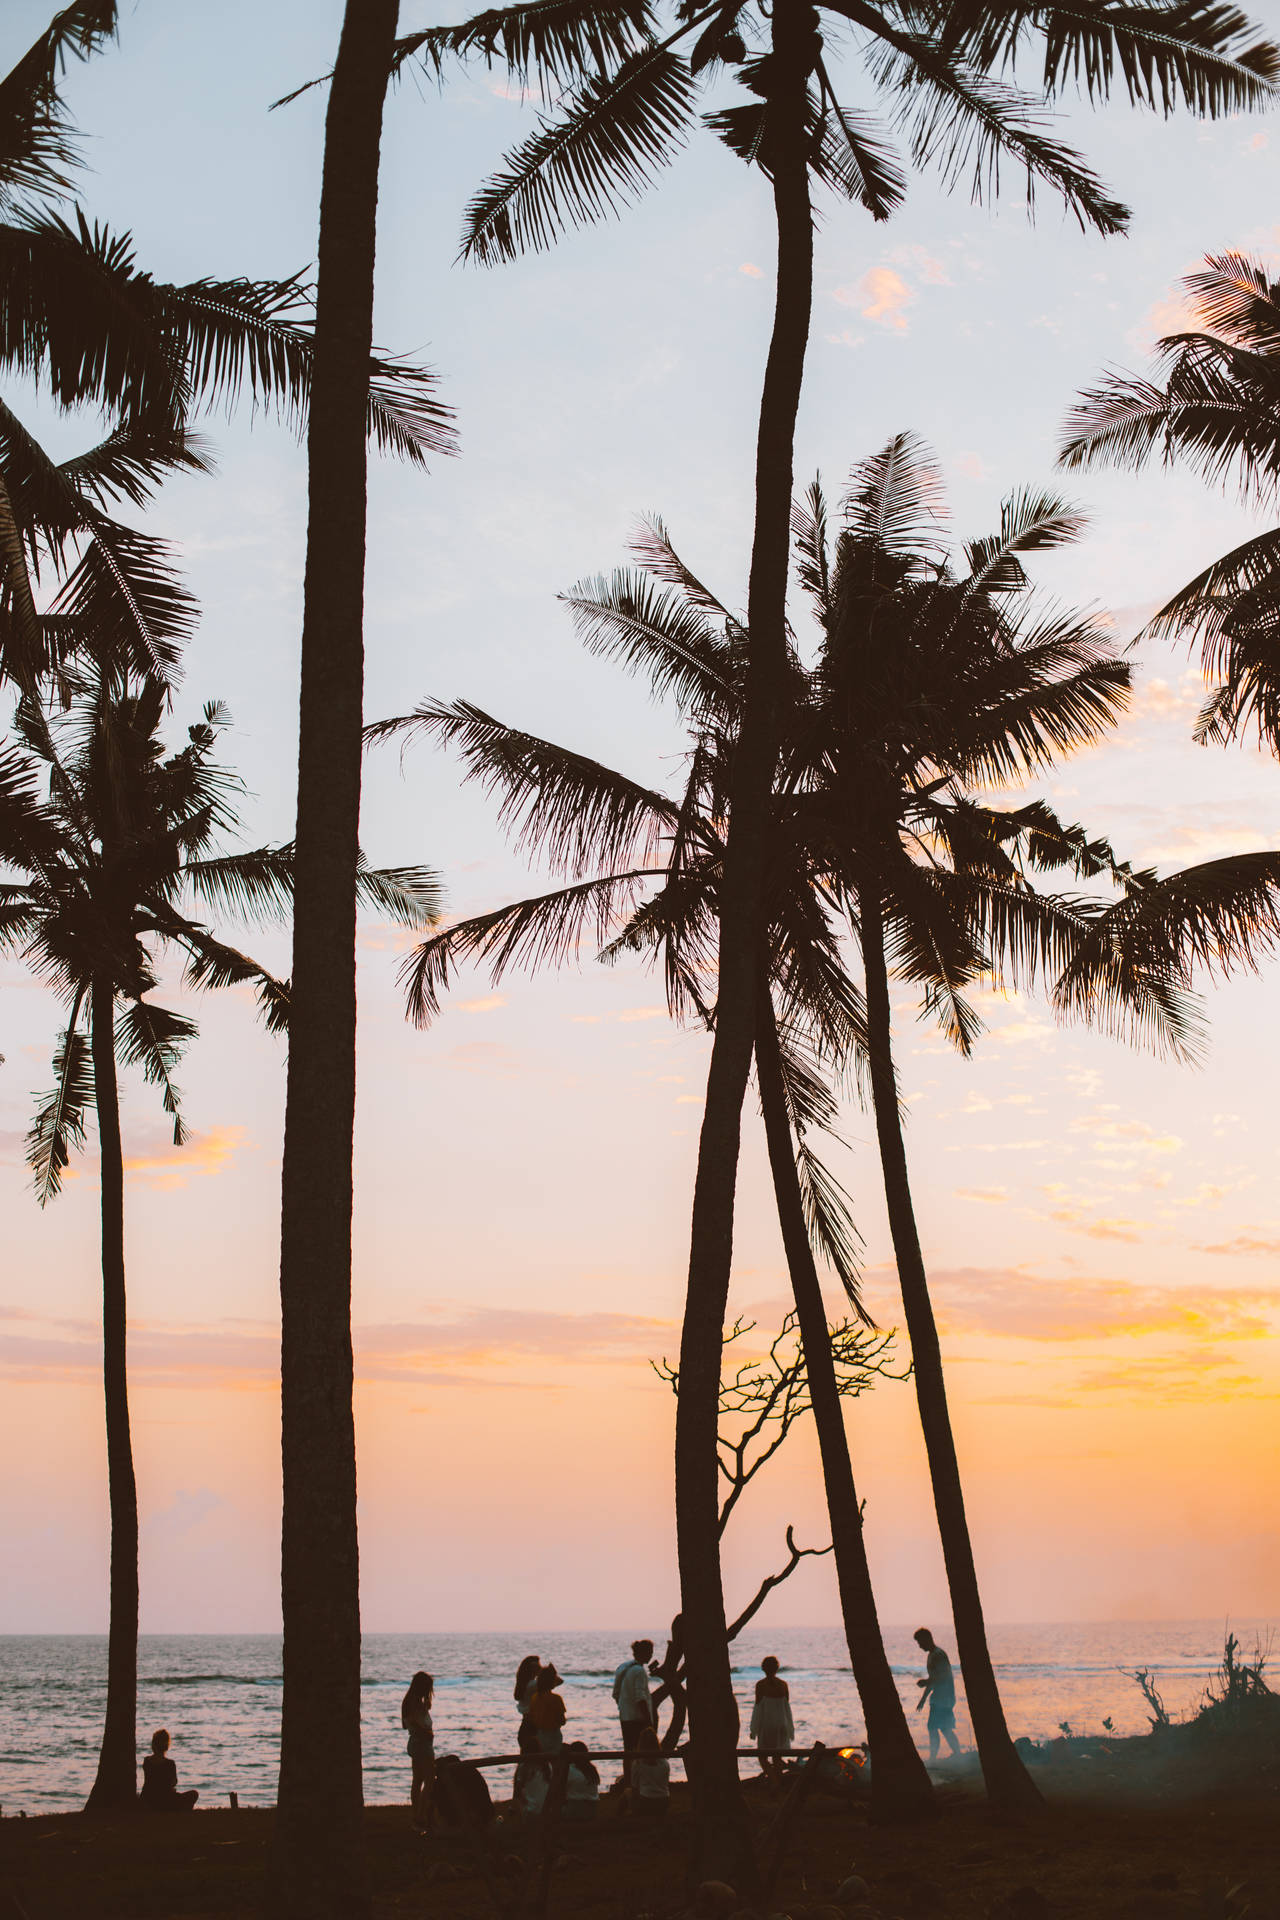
<box><xmin>914</xmin><ymin>1628</ymin><xmax>961</xmax><ymax>1761</ymax></box>
<box><xmin>514</xmin><ymin>1654</ymin><xmax>542</xmax><ymax>1755</ymax></box>
<box><xmin>749</xmin><ymin>1656</ymin><xmax>794</xmax><ymax>1785</ymax></box>
<box><xmin>612</xmin><ymin>1639</ymin><xmax>655</xmax><ymax>1785</ymax></box>
<box><xmin>401</xmin><ymin>1671</ymin><xmax>436</xmax><ymax>1825</ymax></box>
<box><xmin>526</xmin><ymin>1663</ymin><xmax>567</xmax><ymax>1752</ymax></box>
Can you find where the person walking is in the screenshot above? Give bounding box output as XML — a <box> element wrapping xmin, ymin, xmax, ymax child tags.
<box><xmin>612</xmin><ymin>1638</ymin><xmax>654</xmax><ymax>1786</ymax></box>
<box><xmin>914</xmin><ymin>1628</ymin><xmax>961</xmax><ymax>1762</ymax></box>
<box><xmin>401</xmin><ymin>1671</ymin><xmax>436</xmax><ymax>1825</ymax></box>
<box><xmin>526</xmin><ymin>1663</ymin><xmax>567</xmax><ymax>1753</ymax></box>
<box><xmin>749</xmin><ymin>1656</ymin><xmax>794</xmax><ymax>1785</ymax></box>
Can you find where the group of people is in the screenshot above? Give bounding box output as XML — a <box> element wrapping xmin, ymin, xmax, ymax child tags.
<box><xmin>137</xmin><ymin>1630</ymin><xmax>958</xmax><ymax>1829</ymax></box>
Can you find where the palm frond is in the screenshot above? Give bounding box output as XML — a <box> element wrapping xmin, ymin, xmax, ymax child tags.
<box><xmin>929</xmin><ymin>1</ymin><xmax>1278</xmax><ymax>114</ymax></box>
<box><xmin>963</xmin><ymin>487</ymin><xmax>1089</xmax><ymax>597</ymax></box>
<box><xmin>792</xmin><ymin>478</ymin><xmax>832</xmax><ymax>616</ymax></box>
<box><xmin>628</xmin><ymin>513</ymin><xmax>735</xmax><ymax>620</ymax></box>
<box><xmin>368</xmin><ymin>698</ymin><xmax>678</xmax><ymax>875</ymax></box>
<box><xmin>355</xmin><ymin>856</ymin><xmax>443</xmax><ymax>928</ymax></box>
<box><xmin>46</xmin><ymin>520</ymin><xmax>198</xmax><ymax>683</ymax></box>
<box><xmin>399</xmin><ymin>869</ymin><xmax>659</xmax><ymax>1024</ymax></box>
<box><xmin>560</xmin><ymin>567</ymin><xmax>738</xmax><ymax>711</ymax></box>
<box><xmin>0</xmin><ymin>1</ymin><xmax>117</xmax><ymax>216</ymax></box>
<box><xmin>460</xmin><ymin>45</ymin><xmax>698</xmax><ymax>264</ymax></box>
<box><xmin>396</xmin><ymin>0</ymin><xmax>656</xmax><ymax>88</ymax></box>
<box><xmin>853</xmin><ymin>20</ymin><xmax>1129</xmax><ymax>235</ymax></box>
<box><xmin>27</xmin><ymin>998</ymin><xmax>91</xmax><ymax>1204</ymax></box>
<box><xmin>843</xmin><ymin>430</ymin><xmax>947</xmax><ymax>560</ymax></box>
<box><xmin>183</xmin><ymin>844</ymin><xmax>295</xmax><ymax>924</ymax></box>
<box><xmin>114</xmin><ymin>997</ymin><xmax>196</xmax><ymax>1143</ymax></box>
<box><xmin>814</xmin><ymin>59</ymin><xmax>906</xmax><ymax>219</ymax></box>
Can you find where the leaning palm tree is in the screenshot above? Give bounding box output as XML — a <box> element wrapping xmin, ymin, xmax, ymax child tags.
<box><xmin>422</xmin><ymin>5</ymin><xmax>1276</xmax><ymax>1849</ymax></box>
<box><xmin>370</xmin><ymin>445</ymin><xmax>1178</xmax><ymax>1810</ymax></box>
<box><xmin>0</xmin><ymin>676</ymin><xmax>439</xmax><ymax>1814</ymax></box>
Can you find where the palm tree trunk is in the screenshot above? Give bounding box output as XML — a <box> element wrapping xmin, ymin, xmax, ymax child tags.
<box><xmin>272</xmin><ymin>4</ymin><xmax>399</xmax><ymax>1910</ymax></box>
<box><xmin>85</xmin><ymin>981</ymin><xmax>138</xmax><ymax>1814</ymax></box>
<box><xmin>675</xmin><ymin>0</ymin><xmax>819</xmax><ymax>1887</ymax></box>
<box><xmin>858</xmin><ymin>885</ymin><xmax>1041</xmax><ymax>1812</ymax></box>
<box><xmin>755</xmin><ymin>994</ymin><xmax>935</xmax><ymax>1822</ymax></box>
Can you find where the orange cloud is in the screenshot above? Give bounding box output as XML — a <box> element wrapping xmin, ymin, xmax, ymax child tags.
<box><xmin>835</xmin><ymin>267</ymin><xmax>915</xmax><ymax>331</ymax></box>
<box><xmin>911</xmin><ymin>1267</ymin><xmax>1280</xmax><ymax>1343</ymax></box>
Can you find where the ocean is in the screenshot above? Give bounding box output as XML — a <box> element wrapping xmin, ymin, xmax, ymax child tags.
<box><xmin>0</xmin><ymin>1621</ymin><xmax>1268</xmax><ymax>1815</ymax></box>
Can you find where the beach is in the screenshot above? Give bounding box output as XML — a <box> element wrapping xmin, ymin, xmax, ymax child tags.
<box><xmin>2</xmin><ymin>1622</ymin><xmax>1268</xmax><ymax>1818</ymax></box>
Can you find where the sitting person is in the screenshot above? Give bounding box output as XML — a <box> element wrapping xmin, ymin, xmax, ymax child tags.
<box><xmin>434</xmin><ymin>1754</ymin><xmax>494</xmax><ymax>1832</ymax></box>
<box><xmin>563</xmin><ymin>1741</ymin><xmax>600</xmax><ymax>1822</ymax></box>
<box><xmin>139</xmin><ymin>1730</ymin><xmax>198</xmax><ymax>1812</ymax></box>
<box><xmin>513</xmin><ymin>1756</ymin><xmax>551</xmax><ymax>1820</ymax></box>
<box><xmin>629</xmin><ymin>1724</ymin><xmax>670</xmax><ymax>1819</ymax></box>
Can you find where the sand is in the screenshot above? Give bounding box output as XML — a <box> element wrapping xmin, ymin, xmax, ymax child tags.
<box><xmin>2</xmin><ymin>1733</ymin><xmax>1277</xmax><ymax>1918</ymax></box>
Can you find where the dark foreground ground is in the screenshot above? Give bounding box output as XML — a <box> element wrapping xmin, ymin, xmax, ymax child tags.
<box><xmin>3</xmin><ymin>1734</ymin><xmax>1278</xmax><ymax>1920</ymax></box>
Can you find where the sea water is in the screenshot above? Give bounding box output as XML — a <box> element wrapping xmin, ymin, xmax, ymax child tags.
<box><xmin>0</xmin><ymin>1621</ymin><xmax>1270</xmax><ymax>1814</ymax></box>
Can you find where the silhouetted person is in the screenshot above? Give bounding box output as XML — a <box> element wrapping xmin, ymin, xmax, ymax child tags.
<box><xmin>514</xmin><ymin>1654</ymin><xmax>542</xmax><ymax>1758</ymax></box>
<box><xmin>526</xmin><ymin>1663</ymin><xmax>567</xmax><ymax>1752</ymax></box>
<box><xmin>513</xmin><ymin>1755</ymin><xmax>551</xmax><ymax>1820</ymax></box>
<box><xmin>612</xmin><ymin>1638</ymin><xmax>654</xmax><ymax>1785</ymax></box>
<box><xmin>401</xmin><ymin>1670</ymin><xmax>435</xmax><ymax>1826</ymax></box>
<box><xmin>435</xmin><ymin>1754</ymin><xmax>494</xmax><ymax>1832</ymax></box>
<box><xmin>630</xmin><ymin>1724</ymin><xmax>670</xmax><ymax>1819</ymax></box>
<box><xmin>749</xmin><ymin>1656</ymin><xmax>794</xmax><ymax>1785</ymax></box>
<box><xmin>914</xmin><ymin>1627</ymin><xmax>961</xmax><ymax>1761</ymax></box>
<box><xmin>564</xmin><ymin>1741</ymin><xmax>600</xmax><ymax>1821</ymax></box>
<box><xmin>139</xmin><ymin>1730</ymin><xmax>198</xmax><ymax>1812</ymax></box>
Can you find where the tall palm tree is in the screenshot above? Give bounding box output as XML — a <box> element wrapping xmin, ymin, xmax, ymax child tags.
<box><xmin>0</xmin><ymin>676</ymin><xmax>438</xmax><ymax>1814</ymax></box>
<box><xmin>0</xmin><ymin>679</ymin><xmax>293</xmax><ymax>1813</ymax></box>
<box><xmin>369</xmin><ymin>450</ymin><xmax>1174</xmax><ymax>1811</ymax></box>
<box><xmin>775</xmin><ymin>439</ymin><xmax>1199</xmax><ymax>1808</ymax></box>
<box><xmin>424</xmin><ymin>4</ymin><xmax>1276</xmax><ymax>1852</ymax></box>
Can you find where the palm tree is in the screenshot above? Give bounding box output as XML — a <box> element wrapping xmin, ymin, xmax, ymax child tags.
<box><xmin>774</xmin><ymin>438</ymin><xmax>1202</xmax><ymax>1809</ymax></box>
<box><xmin>1049</xmin><ymin>250</ymin><xmax>1280</xmax><ymax>1017</ymax></box>
<box><xmin>0</xmin><ymin>675</ymin><xmax>438</xmax><ymax>1814</ymax></box>
<box><xmin>422</xmin><ymin>5</ymin><xmax>1276</xmax><ymax>1852</ymax></box>
<box><xmin>0</xmin><ymin>679</ymin><xmax>292</xmax><ymax>1813</ymax></box>
<box><xmin>370</xmin><ymin>449</ymin><xmax>1175</xmax><ymax>1811</ymax></box>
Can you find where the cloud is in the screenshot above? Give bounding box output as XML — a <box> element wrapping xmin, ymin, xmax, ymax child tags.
<box><xmin>1249</xmin><ymin>131</ymin><xmax>1268</xmax><ymax>153</ymax></box>
<box><xmin>824</xmin><ymin>329</ymin><xmax>865</xmax><ymax>350</ymax></box>
<box><xmin>0</xmin><ymin>1302</ymin><xmax>679</xmax><ymax>1390</ymax></box>
<box><xmin>739</xmin><ymin>262</ymin><xmax>763</xmax><ymax>278</ymax></box>
<box><xmin>1196</xmin><ymin>1234</ymin><xmax>1280</xmax><ymax>1257</ymax></box>
<box><xmin>1047</xmin><ymin>1209</ymin><xmax>1147</xmax><ymax>1243</ymax></box>
<box><xmin>952</xmin><ymin>452</ymin><xmax>989</xmax><ymax>481</ymax></box>
<box><xmin>834</xmin><ymin>267</ymin><xmax>915</xmax><ymax>331</ymax></box>
<box><xmin>954</xmin><ymin>1187</ymin><xmax>1008</xmax><ymax>1205</ymax></box>
<box><xmin>889</xmin><ymin>244</ymin><xmax>951</xmax><ymax>286</ymax></box>
<box><xmin>455</xmin><ymin>995</ymin><xmax>508</xmax><ymax>1014</ymax></box>
<box><xmin>61</xmin><ymin>1125</ymin><xmax>249</xmax><ymax>1191</ymax></box>
<box><xmin>443</xmin><ymin>1040</ymin><xmax>526</xmax><ymax>1078</ymax></box>
<box><xmin>910</xmin><ymin>1266</ymin><xmax>1280</xmax><ymax>1343</ymax></box>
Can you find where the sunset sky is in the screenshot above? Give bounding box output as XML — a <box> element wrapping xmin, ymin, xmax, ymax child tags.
<box><xmin>2</xmin><ymin>0</ymin><xmax>1279</xmax><ymax>1637</ymax></box>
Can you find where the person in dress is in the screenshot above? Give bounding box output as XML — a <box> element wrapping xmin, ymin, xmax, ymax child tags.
<box><xmin>749</xmin><ymin>1656</ymin><xmax>794</xmax><ymax>1784</ymax></box>
<box><xmin>525</xmin><ymin>1663</ymin><xmax>567</xmax><ymax>1752</ymax></box>
<box><xmin>563</xmin><ymin>1741</ymin><xmax>600</xmax><ymax>1822</ymax></box>
<box><xmin>914</xmin><ymin>1627</ymin><xmax>961</xmax><ymax>1761</ymax></box>
<box><xmin>612</xmin><ymin>1638</ymin><xmax>655</xmax><ymax>1785</ymax></box>
<box><xmin>139</xmin><ymin>1730</ymin><xmax>198</xmax><ymax>1812</ymax></box>
<box><xmin>514</xmin><ymin>1654</ymin><xmax>542</xmax><ymax>1756</ymax></box>
<box><xmin>629</xmin><ymin>1724</ymin><xmax>670</xmax><ymax>1820</ymax></box>
<box><xmin>401</xmin><ymin>1671</ymin><xmax>435</xmax><ymax>1825</ymax></box>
